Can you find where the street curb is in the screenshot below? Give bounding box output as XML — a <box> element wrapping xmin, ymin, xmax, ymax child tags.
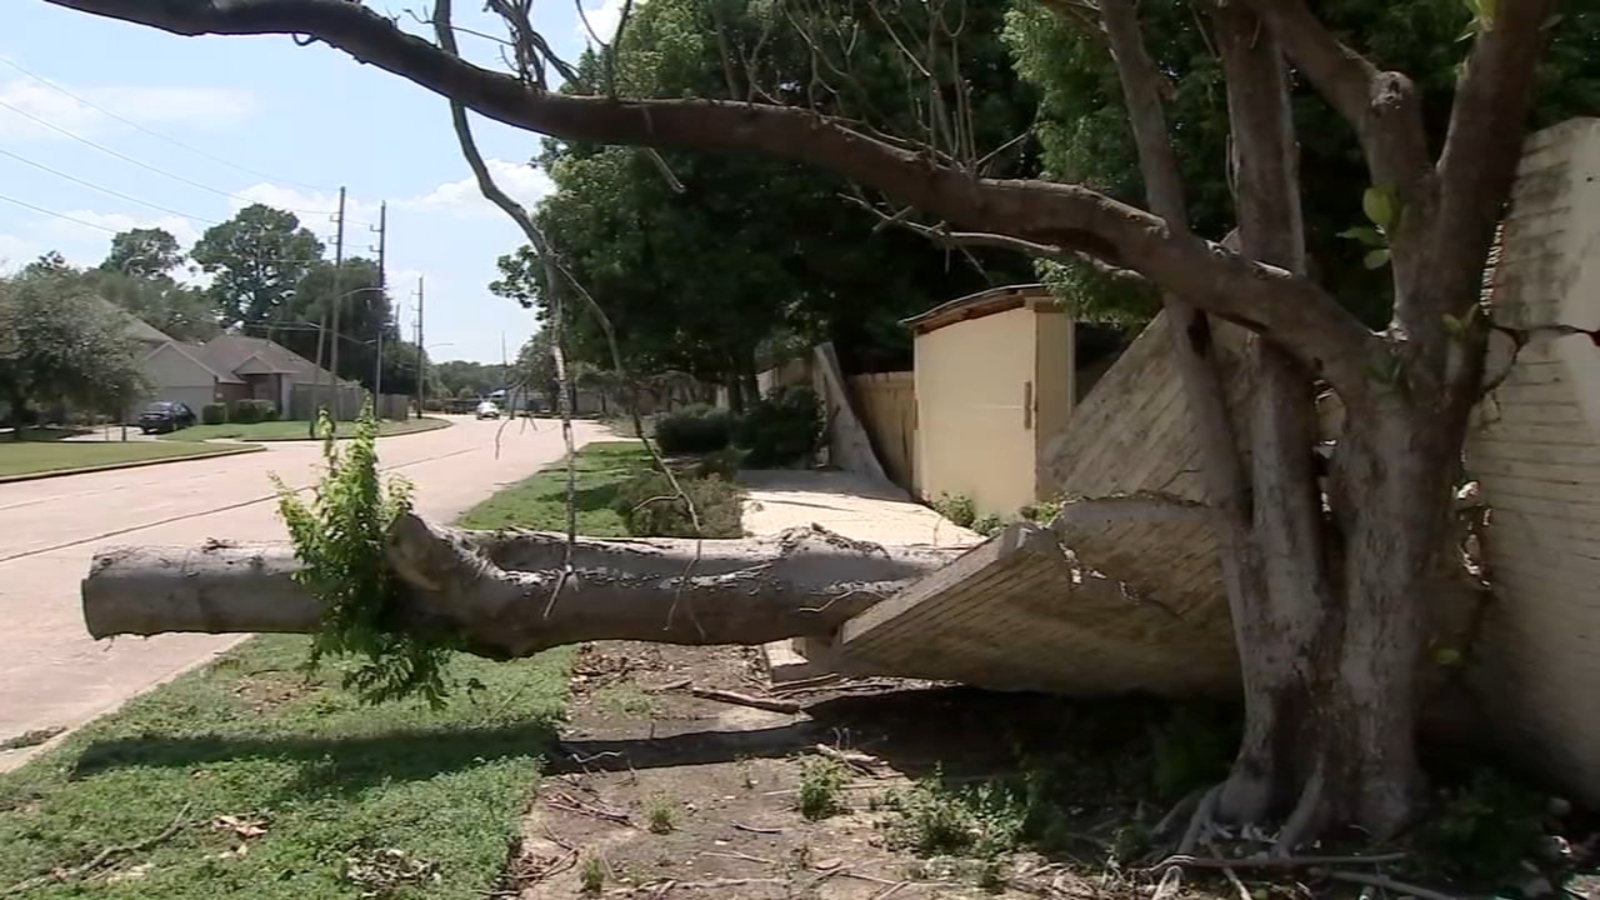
<box><xmin>160</xmin><ymin>417</ymin><xmax>454</xmax><ymax>444</ymax></box>
<box><xmin>0</xmin><ymin>443</ymin><xmax>266</xmax><ymax>485</ymax></box>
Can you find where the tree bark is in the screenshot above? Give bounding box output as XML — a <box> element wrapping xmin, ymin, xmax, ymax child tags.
<box><xmin>81</xmin><ymin>514</ymin><xmax>970</xmax><ymax>659</ymax></box>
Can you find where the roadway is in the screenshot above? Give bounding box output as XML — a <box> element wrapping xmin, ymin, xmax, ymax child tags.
<box><xmin>0</xmin><ymin>415</ymin><xmax>609</xmax><ymax>770</ymax></box>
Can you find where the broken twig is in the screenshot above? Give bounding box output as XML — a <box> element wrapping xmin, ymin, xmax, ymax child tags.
<box><xmin>690</xmin><ymin>687</ymin><xmax>801</xmax><ymax>714</ymax></box>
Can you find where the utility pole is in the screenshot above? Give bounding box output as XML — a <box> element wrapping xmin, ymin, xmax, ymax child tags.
<box><xmin>414</xmin><ymin>275</ymin><xmax>425</xmax><ymax>419</ymax></box>
<box><xmin>329</xmin><ymin>186</ymin><xmax>347</xmax><ymax>422</ymax></box>
<box><xmin>371</xmin><ymin>201</ymin><xmax>387</xmax><ymax>415</ymax></box>
<box><xmin>309</xmin><ymin>186</ymin><xmax>347</xmax><ymax>438</ymax></box>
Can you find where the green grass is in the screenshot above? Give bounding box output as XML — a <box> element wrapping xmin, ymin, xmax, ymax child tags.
<box><xmin>158</xmin><ymin>418</ymin><xmax>450</xmax><ymax>443</ymax></box>
<box><xmin>454</xmin><ymin>441</ymin><xmax>651</xmax><ymax>534</ymax></box>
<box><xmin>0</xmin><ymin>440</ymin><xmax>256</xmax><ymax>480</ymax></box>
<box><xmin>0</xmin><ymin>445</ymin><xmax>654</xmax><ymax>897</ymax></box>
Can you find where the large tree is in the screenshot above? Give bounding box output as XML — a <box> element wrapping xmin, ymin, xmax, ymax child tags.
<box><xmin>95</xmin><ymin>227</ymin><xmax>222</xmax><ymax>341</ymax></box>
<box><xmin>190</xmin><ymin>204</ymin><xmax>325</xmax><ymax>334</ymax></box>
<box><xmin>50</xmin><ymin>0</ymin><xmax>1573</xmax><ymax>841</ymax></box>
<box><xmin>283</xmin><ymin>256</ymin><xmax>395</xmax><ymax>390</ymax></box>
<box><xmin>99</xmin><ymin>227</ymin><xmax>186</xmax><ymax>279</ymax></box>
<box><xmin>496</xmin><ymin>0</ymin><xmax>1038</xmax><ymax>385</ymax></box>
<box><xmin>0</xmin><ymin>267</ymin><xmax>148</xmax><ymax>436</ymax></box>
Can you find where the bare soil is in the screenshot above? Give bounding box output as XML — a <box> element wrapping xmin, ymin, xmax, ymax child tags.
<box><xmin>503</xmin><ymin>641</ymin><xmax>1208</xmax><ymax>900</ymax></box>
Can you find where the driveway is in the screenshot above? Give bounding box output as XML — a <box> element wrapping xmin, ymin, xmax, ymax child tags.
<box><xmin>0</xmin><ymin>415</ymin><xmax>609</xmax><ymax>769</ymax></box>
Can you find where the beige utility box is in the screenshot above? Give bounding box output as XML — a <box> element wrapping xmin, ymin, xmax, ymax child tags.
<box><xmin>905</xmin><ymin>284</ymin><xmax>1073</xmax><ymax>518</ymax></box>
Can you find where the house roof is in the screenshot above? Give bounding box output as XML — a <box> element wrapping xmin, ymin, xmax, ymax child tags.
<box><xmin>900</xmin><ymin>283</ymin><xmax>1059</xmax><ymax>335</ymax></box>
<box><xmin>194</xmin><ymin>335</ymin><xmax>342</xmax><ymax>384</ymax></box>
<box><xmin>99</xmin><ymin>299</ymin><xmax>177</xmax><ymax>345</ymax></box>
<box><xmin>143</xmin><ymin>339</ymin><xmax>243</xmax><ymax>384</ymax></box>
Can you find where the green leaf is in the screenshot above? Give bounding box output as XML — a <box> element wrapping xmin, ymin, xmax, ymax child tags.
<box><xmin>1434</xmin><ymin>646</ymin><xmax>1464</xmax><ymax>667</ymax></box>
<box><xmin>1363</xmin><ymin>248</ymin><xmax>1392</xmax><ymax>270</ymax></box>
<box><xmin>1443</xmin><ymin>313</ymin><xmax>1465</xmax><ymax>336</ymax></box>
<box><xmin>1363</xmin><ymin>185</ymin><xmax>1400</xmax><ymax>230</ymax></box>
<box><xmin>1338</xmin><ymin>226</ymin><xmax>1385</xmax><ymax>248</ymax></box>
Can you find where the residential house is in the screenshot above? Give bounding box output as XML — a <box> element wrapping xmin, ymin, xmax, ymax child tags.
<box><xmin>121</xmin><ymin>315</ymin><xmax>347</xmax><ymax>419</ymax></box>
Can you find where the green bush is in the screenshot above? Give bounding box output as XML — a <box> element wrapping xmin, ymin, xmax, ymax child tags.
<box><xmin>933</xmin><ymin>493</ymin><xmax>978</xmax><ymax>529</ymax></box>
<box><xmin>231</xmin><ymin>399</ymin><xmax>277</xmax><ymax>424</ymax></box>
<box><xmin>614</xmin><ymin>470</ymin><xmax>744</xmax><ymax>538</ymax></box>
<box><xmin>734</xmin><ymin>385</ymin><xmax>822</xmax><ymax>468</ymax></box>
<box><xmin>200</xmin><ymin>402</ymin><xmax>227</xmax><ymax>426</ymax></box>
<box><xmin>654</xmin><ymin>405</ymin><xmax>733</xmax><ymax>454</ymax></box>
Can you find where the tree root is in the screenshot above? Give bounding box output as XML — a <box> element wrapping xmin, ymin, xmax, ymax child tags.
<box><xmin>1270</xmin><ymin>759</ymin><xmax>1326</xmax><ymax>856</ymax></box>
<box><xmin>1178</xmin><ymin>783</ymin><xmax>1222</xmax><ymax>854</ymax></box>
<box><xmin>1149</xmin><ymin>852</ymin><xmax>1408</xmax><ymax>871</ymax></box>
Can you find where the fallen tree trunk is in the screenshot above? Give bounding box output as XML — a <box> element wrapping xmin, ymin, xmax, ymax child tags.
<box><xmin>82</xmin><ymin>514</ymin><xmax>972</xmax><ymax>659</ymax></box>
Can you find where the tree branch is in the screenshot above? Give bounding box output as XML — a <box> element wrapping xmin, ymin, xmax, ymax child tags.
<box><xmin>1241</xmin><ymin>0</ymin><xmax>1430</xmax><ymax>188</ymax></box>
<box><xmin>1431</xmin><ymin>0</ymin><xmax>1555</xmax><ymax>317</ymax></box>
<box><xmin>45</xmin><ymin>0</ymin><xmax>1380</xmax><ymax>396</ymax></box>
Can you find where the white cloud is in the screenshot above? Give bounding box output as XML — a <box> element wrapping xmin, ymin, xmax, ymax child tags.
<box><xmin>576</xmin><ymin>0</ymin><xmax>637</xmax><ymax>44</ymax></box>
<box><xmin>37</xmin><ymin>210</ymin><xmax>201</xmax><ymax>253</ymax></box>
<box><xmin>399</xmin><ymin>160</ymin><xmax>554</xmax><ymax>218</ymax></box>
<box><xmin>0</xmin><ymin>77</ymin><xmax>253</xmax><ymax>142</ymax></box>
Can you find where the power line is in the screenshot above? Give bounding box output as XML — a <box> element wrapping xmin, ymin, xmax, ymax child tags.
<box><xmin>0</xmin><ymin>146</ymin><xmax>221</xmax><ymax>225</ymax></box>
<box><xmin>0</xmin><ymin>97</ymin><xmax>344</xmax><ymax>218</ymax></box>
<box><xmin>0</xmin><ymin>56</ymin><xmax>336</xmax><ymax>194</ymax></box>
<box><xmin>0</xmin><ymin>191</ymin><xmax>119</xmax><ymax>233</ymax></box>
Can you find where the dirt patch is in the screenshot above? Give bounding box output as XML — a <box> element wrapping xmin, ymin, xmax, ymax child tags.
<box><xmin>505</xmin><ymin>642</ymin><xmax>1198</xmax><ymax>899</ymax></box>
<box><xmin>230</xmin><ymin>670</ymin><xmax>320</xmax><ymax>713</ymax></box>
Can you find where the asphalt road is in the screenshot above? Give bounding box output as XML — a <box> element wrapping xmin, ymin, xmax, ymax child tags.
<box><xmin>0</xmin><ymin>415</ymin><xmax>607</xmax><ymax>770</ymax></box>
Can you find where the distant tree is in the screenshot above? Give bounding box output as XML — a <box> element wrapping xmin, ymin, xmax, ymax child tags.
<box><xmin>0</xmin><ymin>268</ymin><xmax>148</xmax><ymax>436</ymax></box>
<box><xmin>432</xmin><ymin>360</ymin><xmax>504</xmax><ymax>398</ymax></box>
<box><xmin>100</xmin><ymin>228</ymin><xmax>185</xmax><ymax>279</ymax></box>
<box><xmin>93</xmin><ymin>272</ymin><xmax>221</xmax><ymax>342</ymax></box>
<box><xmin>514</xmin><ymin>330</ymin><xmax>560</xmax><ymax>412</ymax></box>
<box><xmin>285</xmin><ymin>257</ymin><xmax>394</xmax><ymax>390</ymax></box>
<box><xmin>191</xmin><ymin>205</ymin><xmax>324</xmax><ymax>333</ymax></box>
<box><xmin>21</xmin><ymin>251</ymin><xmax>72</xmax><ymax>279</ymax></box>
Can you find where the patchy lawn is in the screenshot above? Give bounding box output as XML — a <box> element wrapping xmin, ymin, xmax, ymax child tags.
<box><xmin>0</xmin><ymin>444</ymin><xmax>628</xmax><ymax>898</ymax></box>
<box><xmin>158</xmin><ymin>418</ymin><xmax>450</xmax><ymax>443</ymax></box>
<box><xmin>0</xmin><ymin>440</ymin><xmax>258</xmax><ymax>481</ymax></box>
<box><xmin>454</xmin><ymin>440</ymin><xmax>651</xmax><ymax>533</ymax></box>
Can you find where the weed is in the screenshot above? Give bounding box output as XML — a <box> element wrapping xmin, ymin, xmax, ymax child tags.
<box><xmin>798</xmin><ymin>756</ymin><xmax>849</xmax><ymax>820</ymax></box>
<box><xmin>934</xmin><ymin>493</ymin><xmax>978</xmax><ymax>529</ymax></box>
<box><xmin>646</xmin><ymin>796</ymin><xmax>677</xmax><ymax>834</ymax></box>
<box><xmin>1414</xmin><ymin>768</ymin><xmax>1549</xmax><ymax>885</ymax></box>
<box><xmin>597</xmin><ymin>685</ymin><xmax>655</xmax><ymax>717</ymax></box>
<box><xmin>882</xmin><ymin>771</ymin><xmax>1025</xmax><ymax>860</ymax></box>
<box><xmin>580</xmin><ymin>856</ymin><xmax>605</xmax><ymax>895</ymax></box>
<box><xmin>973</xmin><ymin>514</ymin><xmax>1005</xmax><ymax>536</ymax></box>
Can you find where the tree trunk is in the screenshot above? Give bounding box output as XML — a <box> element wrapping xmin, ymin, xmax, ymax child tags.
<box><xmin>82</xmin><ymin>513</ymin><xmax>970</xmax><ymax>659</ymax></box>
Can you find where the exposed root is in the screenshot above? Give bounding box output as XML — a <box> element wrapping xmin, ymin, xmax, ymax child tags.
<box><xmin>1178</xmin><ymin>783</ymin><xmax>1223</xmax><ymax>855</ymax></box>
<box><xmin>1153</xmin><ymin>786</ymin><xmax>1205</xmax><ymax>839</ymax></box>
<box><xmin>1271</xmin><ymin>759</ymin><xmax>1326</xmax><ymax>856</ymax></box>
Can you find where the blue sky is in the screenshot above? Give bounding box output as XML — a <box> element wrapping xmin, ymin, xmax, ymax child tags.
<box><xmin>1</xmin><ymin>0</ymin><xmax>628</xmax><ymax>363</ymax></box>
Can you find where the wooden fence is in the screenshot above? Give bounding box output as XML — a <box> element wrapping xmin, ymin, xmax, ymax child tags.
<box><xmin>847</xmin><ymin>371</ymin><xmax>916</xmax><ymax>493</ymax></box>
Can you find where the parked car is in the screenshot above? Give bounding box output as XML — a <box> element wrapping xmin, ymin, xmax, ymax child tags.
<box><xmin>475</xmin><ymin>401</ymin><xmax>502</xmax><ymax>420</ymax></box>
<box><xmin>138</xmin><ymin>400</ymin><xmax>197</xmax><ymax>434</ymax></box>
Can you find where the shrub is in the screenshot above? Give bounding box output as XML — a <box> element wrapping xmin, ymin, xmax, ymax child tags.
<box><xmin>734</xmin><ymin>385</ymin><xmax>823</xmax><ymax>468</ymax></box>
<box><xmin>614</xmin><ymin>470</ymin><xmax>744</xmax><ymax>538</ymax></box>
<box><xmin>201</xmin><ymin>402</ymin><xmax>227</xmax><ymax>425</ymax></box>
<box><xmin>798</xmin><ymin>757</ymin><xmax>849</xmax><ymax>820</ymax></box>
<box><xmin>654</xmin><ymin>405</ymin><xmax>733</xmax><ymax>454</ymax></box>
<box><xmin>231</xmin><ymin>399</ymin><xmax>276</xmax><ymax>424</ymax></box>
<box><xmin>933</xmin><ymin>493</ymin><xmax>978</xmax><ymax>529</ymax></box>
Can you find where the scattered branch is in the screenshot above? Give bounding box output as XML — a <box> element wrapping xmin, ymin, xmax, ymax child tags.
<box><xmin>2</xmin><ymin>804</ymin><xmax>192</xmax><ymax>895</ymax></box>
<box><xmin>1328</xmin><ymin>870</ymin><xmax>1460</xmax><ymax>900</ymax></box>
<box><xmin>689</xmin><ymin>687</ymin><xmax>802</xmax><ymax>713</ymax></box>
